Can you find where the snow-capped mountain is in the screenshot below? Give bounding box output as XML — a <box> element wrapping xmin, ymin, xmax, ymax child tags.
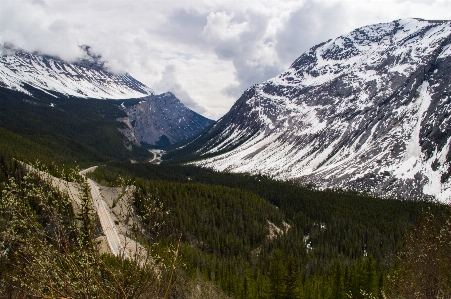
<box><xmin>0</xmin><ymin>44</ymin><xmax>153</xmax><ymax>99</ymax></box>
<box><xmin>119</xmin><ymin>92</ymin><xmax>214</xmax><ymax>147</ymax></box>
<box><xmin>0</xmin><ymin>44</ymin><xmax>213</xmax><ymax>148</ymax></box>
<box><xmin>183</xmin><ymin>18</ymin><xmax>451</xmax><ymax>202</ymax></box>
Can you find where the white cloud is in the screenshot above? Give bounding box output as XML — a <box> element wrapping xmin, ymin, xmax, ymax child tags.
<box><xmin>153</xmin><ymin>64</ymin><xmax>208</xmax><ymax>115</ymax></box>
<box><xmin>1</xmin><ymin>0</ymin><xmax>451</xmax><ymax>119</ymax></box>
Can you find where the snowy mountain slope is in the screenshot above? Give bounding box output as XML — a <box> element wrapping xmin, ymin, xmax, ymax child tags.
<box><xmin>0</xmin><ymin>44</ymin><xmax>153</xmax><ymax>99</ymax></box>
<box><xmin>183</xmin><ymin>18</ymin><xmax>451</xmax><ymax>201</ymax></box>
<box><xmin>119</xmin><ymin>92</ymin><xmax>214</xmax><ymax>147</ymax></box>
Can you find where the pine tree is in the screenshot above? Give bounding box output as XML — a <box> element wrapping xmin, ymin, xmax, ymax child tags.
<box><xmin>332</xmin><ymin>261</ymin><xmax>345</xmax><ymax>299</ymax></box>
<box><xmin>256</xmin><ymin>269</ymin><xmax>270</xmax><ymax>299</ymax></box>
<box><xmin>284</xmin><ymin>257</ymin><xmax>299</xmax><ymax>299</ymax></box>
<box><xmin>269</xmin><ymin>249</ymin><xmax>286</xmax><ymax>299</ymax></box>
<box><xmin>241</xmin><ymin>269</ymin><xmax>253</xmax><ymax>299</ymax></box>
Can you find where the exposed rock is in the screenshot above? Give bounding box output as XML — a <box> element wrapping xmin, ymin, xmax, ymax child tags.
<box><xmin>122</xmin><ymin>92</ymin><xmax>214</xmax><ymax>147</ymax></box>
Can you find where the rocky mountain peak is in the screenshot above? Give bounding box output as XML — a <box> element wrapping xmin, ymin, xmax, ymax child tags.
<box><xmin>75</xmin><ymin>45</ymin><xmax>108</xmax><ymax>71</ymax></box>
<box><xmin>120</xmin><ymin>93</ymin><xmax>214</xmax><ymax>147</ymax></box>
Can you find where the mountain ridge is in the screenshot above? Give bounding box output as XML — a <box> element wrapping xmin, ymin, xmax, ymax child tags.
<box><xmin>171</xmin><ymin>18</ymin><xmax>451</xmax><ymax>202</ymax></box>
<box><xmin>0</xmin><ymin>43</ymin><xmax>154</xmax><ymax>99</ymax></box>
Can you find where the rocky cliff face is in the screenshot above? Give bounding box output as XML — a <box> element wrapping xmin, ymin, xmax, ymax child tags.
<box><xmin>183</xmin><ymin>18</ymin><xmax>451</xmax><ymax>201</ymax></box>
<box><xmin>121</xmin><ymin>92</ymin><xmax>214</xmax><ymax>147</ymax></box>
<box><xmin>0</xmin><ymin>44</ymin><xmax>153</xmax><ymax>99</ymax></box>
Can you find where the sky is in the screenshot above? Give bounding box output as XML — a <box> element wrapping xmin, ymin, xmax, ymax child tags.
<box><xmin>1</xmin><ymin>0</ymin><xmax>451</xmax><ymax>119</ymax></box>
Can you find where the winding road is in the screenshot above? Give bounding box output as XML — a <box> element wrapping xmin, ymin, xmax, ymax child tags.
<box><xmin>80</xmin><ymin>167</ymin><xmax>128</xmax><ymax>258</ymax></box>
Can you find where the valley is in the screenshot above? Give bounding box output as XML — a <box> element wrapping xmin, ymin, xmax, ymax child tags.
<box><xmin>1</xmin><ymin>17</ymin><xmax>451</xmax><ymax>299</ymax></box>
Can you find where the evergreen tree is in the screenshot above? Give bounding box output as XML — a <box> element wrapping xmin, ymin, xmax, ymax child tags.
<box><xmin>241</xmin><ymin>269</ymin><xmax>252</xmax><ymax>299</ymax></box>
<box><xmin>332</xmin><ymin>261</ymin><xmax>345</xmax><ymax>299</ymax></box>
<box><xmin>284</xmin><ymin>257</ymin><xmax>299</xmax><ymax>299</ymax></box>
<box><xmin>269</xmin><ymin>249</ymin><xmax>286</xmax><ymax>299</ymax></box>
<box><xmin>256</xmin><ymin>269</ymin><xmax>270</xmax><ymax>299</ymax></box>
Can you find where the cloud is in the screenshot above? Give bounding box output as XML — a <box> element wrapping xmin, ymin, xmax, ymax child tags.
<box><xmin>201</xmin><ymin>9</ymin><xmax>285</xmax><ymax>98</ymax></box>
<box><xmin>153</xmin><ymin>64</ymin><xmax>208</xmax><ymax>115</ymax></box>
<box><xmin>275</xmin><ymin>1</ymin><xmax>350</xmax><ymax>67</ymax></box>
<box><xmin>0</xmin><ymin>1</ymin><xmax>83</xmax><ymax>61</ymax></box>
<box><xmin>154</xmin><ymin>9</ymin><xmax>208</xmax><ymax>46</ymax></box>
<box><xmin>1</xmin><ymin>0</ymin><xmax>451</xmax><ymax>119</ymax></box>
<box><xmin>32</xmin><ymin>0</ymin><xmax>46</xmax><ymax>7</ymax></box>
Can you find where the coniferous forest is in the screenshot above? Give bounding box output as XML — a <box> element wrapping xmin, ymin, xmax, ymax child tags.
<box><xmin>1</xmin><ymin>87</ymin><xmax>451</xmax><ymax>298</ymax></box>
<box><xmin>87</xmin><ymin>162</ymin><xmax>451</xmax><ymax>299</ymax></box>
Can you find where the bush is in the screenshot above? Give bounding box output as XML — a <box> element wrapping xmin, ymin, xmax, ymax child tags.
<box><xmin>0</xmin><ymin>164</ymin><xmax>177</xmax><ymax>298</ymax></box>
<box><xmin>386</xmin><ymin>206</ymin><xmax>451</xmax><ymax>299</ymax></box>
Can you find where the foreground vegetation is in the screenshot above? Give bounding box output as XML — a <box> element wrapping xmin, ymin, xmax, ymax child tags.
<box><xmin>0</xmin><ymin>153</ymin><xmax>178</xmax><ymax>298</ymax></box>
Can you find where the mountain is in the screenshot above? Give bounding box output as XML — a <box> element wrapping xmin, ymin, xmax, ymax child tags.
<box><xmin>0</xmin><ymin>44</ymin><xmax>213</xmax><ymax>149</ymax></box>
<box><xmin>0</xmin><ymin>44</ymin><xmax>153</xmax><ymax>99</ymax></box>
<box><xmin>171</xmin><ymin>18</ymin><xmax>451</xmax><ymax>201</ymax></box>
<box><xmin>119</xmin><ymin>92</ymin><xmax>214</xmax><ymax>147</ymax></box>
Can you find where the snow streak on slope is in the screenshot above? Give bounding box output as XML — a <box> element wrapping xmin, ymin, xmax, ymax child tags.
<box><xmin>0</xmin><ymin>46</ymin><xmax>153</xmax><ymax>99</ymax></box>
<box><xmin>191</xmin><ymin>18</ymin><xmax>451</xmax><ymax>202</ymax></box>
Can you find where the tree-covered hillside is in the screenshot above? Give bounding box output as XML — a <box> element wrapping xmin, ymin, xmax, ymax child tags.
<box><xmin>0</xmin><ymin>86</ymin><xmax>151</xmax><ymax>167</ymax></box>
<box><xmin>88</xmin><ymin>162</ymin><xmax>451</xmax><ymax>298</ymax></box>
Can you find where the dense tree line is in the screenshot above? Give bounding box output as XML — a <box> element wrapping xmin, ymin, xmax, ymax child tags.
<box><xmin>134</xmin><ymin>179</ymin><xmax>287</xmax><ymax>257</ymax></box>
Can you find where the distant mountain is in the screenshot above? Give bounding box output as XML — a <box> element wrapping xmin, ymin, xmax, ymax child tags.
<box><xmin>119</xmin><ymin>92</ymin><xmax>214</xmax><ymax>147</ymax></box>
<box><xmin>0</xmin><ymin>44</ymin><xmax>153</xmax><ymax>99</ymax></box>
<box><xmin>171</xmin><ymin>18</ymin><xmax>451</xmax><ymax>201</ymax></box>
<box><xmin>0</xmin><ymin>44</ymin><xmax>213</xmax><ymax>149</ymax></box>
